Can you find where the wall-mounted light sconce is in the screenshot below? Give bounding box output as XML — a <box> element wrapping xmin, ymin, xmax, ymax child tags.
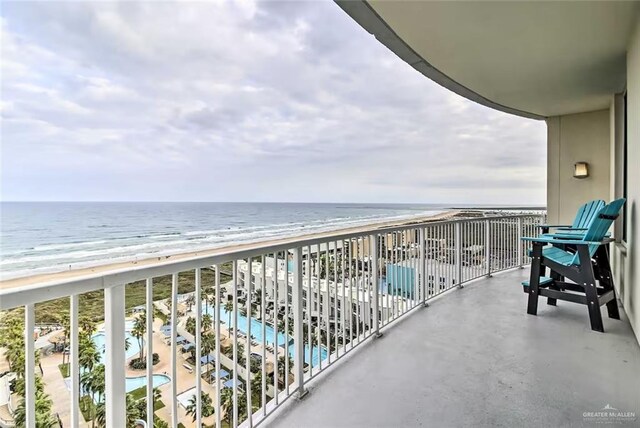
<box><xmin>573</xmin><ymin>162</ymin><xmax>589</xmax><ymax>179</ymax></box>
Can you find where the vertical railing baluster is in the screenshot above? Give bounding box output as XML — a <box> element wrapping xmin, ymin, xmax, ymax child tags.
<box><xmin>517</xmin><ymin>217</ymin><xmax>524</xmax><ymax>268</ymax></box>
<box><xmin>292</xmin><ymin>246</ymin><xmax>307</xmax><ymax>398</ymax></box>
<box><xmin>485</xmin><ymin>219</ymin><xmax>492</xmax><ymax>277</ymax></box>
<box><xmin>341</xmin><ymin>241</ymin><xmax>346</xmax><ymax>355</ymax></box>
<box><xmin>70</xmin><ymin>295</ymin><xmax>80</xmax><ymax>428</ymax></box>
<box><xmin>333</xmin><ymin>241</ymin><xmax>339</xmax><ymax>357</ymax></box>
<box><xmin>105</xmin><ymin>285</ymin><xmax>125</xmax><ymax>426</ymax></box>
<box><xmin>324</xmin><ymin>244</ymin><xmax>330</xmax><ymax>362</ymax></box>
<box><xmin>273</xmin><ymin>254</ymin><xmax>279</xmax><ymax>404</ymax></box>
<box><xmin>260</xmin><ymin>255</ymin><xmax>267</xmax><ymax>416</ymax></box>
<box><xmin>215</xmin><ymin>266</ymin><xmax>222</xmax><ymax>428</ymax></box>
<box><xmin>232</xmin><ymin>260</ymin><xmax>238</xmax><ymax>428</ymax></box>
<box><xmin>145</xmin><ymin>278</ymin><xmax>154</xmax><ymax>428</ymax></box>
<box><xmin>246</xmin><ymin>259</ymin><xmax>253</xmax><ymax>427</ymax></box>
<box><xmin>371</xmin><ymin>233</ymin><xmax>381</xmax><ymax>338</ymax></box>
<box><xmin>420</xmin><ymin>228</ymin><xmax>426</xmax><ymax>306</ymax></box>
<box><xmin>456</xmin><ymin>222</ymin><xmax>463</xmax><ymax>288</ymax></box>
<box><xmin>284</xmin><ymin>254</ymin><xmax>290</xmax><ymax>395</ymax></box>
<box><xmin>315</xmin><ymin>247</ymin><xmax>321</xmax><ymax>366</ymax></box>
<box><xmin>195</xmin><ymin>269</ymin><xmax>202</xmax><ymax>428</ymax></box>
<box><xmin>306</xmin><ymin>246</ymin><xmax>313</xmax><ymax>376</ymax></box>
<box><xmin>170</xmin><ymin>274</ymin><xmax>178</xmax><ymax>428</ymax></box>
<box><xmin>393</xmin><ymin>234</ymin><xmax>398</xmax><ymax>319</ymax></box>
<box><xmin>348</xmin><ymin>241</ymin><xmax>354</xmax><ymax>350</ymax></box>
<box><xmin>24</xmin><ymin>304</ymin><xmax>35</xmax><ymax>428</ymax></box>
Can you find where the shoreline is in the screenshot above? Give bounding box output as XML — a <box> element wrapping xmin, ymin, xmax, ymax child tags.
<box><xmin>0</xmin><ymin>210</ymin><xmax>459</xmax><ymax>290</ymax></box>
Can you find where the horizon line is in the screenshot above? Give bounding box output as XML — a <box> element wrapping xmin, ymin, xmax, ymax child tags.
<box><xmin>0</xmin><ymin>200</ymin><xmax>546</xmax><ymax>208</ymax></box>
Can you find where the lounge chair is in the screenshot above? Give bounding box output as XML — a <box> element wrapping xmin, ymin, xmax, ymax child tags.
<box><xmin>521</xmin><ymin>198</ymin><xmax>625</xmax><ymax>332</ymax></box>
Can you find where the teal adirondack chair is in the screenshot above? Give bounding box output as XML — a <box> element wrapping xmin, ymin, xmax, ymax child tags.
<box><xmin>538</xmin><ymin>199</ymin><xmax>605</xmax><ymax>236</ymax></box>
<box><xmin>521</xmin><ymin>198</ymin><xmax>625</xmax><ymax>332</ymax></box>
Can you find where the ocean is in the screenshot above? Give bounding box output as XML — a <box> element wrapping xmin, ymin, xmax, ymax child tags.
<box><xmin>0</xmin><ymin>202</ymin><xmax>449</xmax><ymax>280</ymax></box>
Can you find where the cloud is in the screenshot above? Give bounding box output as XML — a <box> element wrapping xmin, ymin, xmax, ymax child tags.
<box><xmin>0</xmin><ymin>1</ymin><xmax>546</xmax><ymax>205</ymax></box>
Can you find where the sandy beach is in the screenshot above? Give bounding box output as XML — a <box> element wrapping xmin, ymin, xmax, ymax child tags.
<box><xmin>0</xmin><ymin>210</ymin><xmax>458</xmax><ymax>290</ymax></box>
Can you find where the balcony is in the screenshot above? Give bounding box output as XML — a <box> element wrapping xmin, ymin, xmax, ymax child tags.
<box><xmin>266</xmin><ymin>268</ymin><xmax>640</xmax><ymax>428</ymax></box>
<box><xmin>1</xmin><ymin>213</ymin><xmax>638</xmax><ymax>428</ymax></box>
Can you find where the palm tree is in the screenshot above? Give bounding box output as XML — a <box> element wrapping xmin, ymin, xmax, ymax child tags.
<box><xmin>131</xmin><ymin>311</ymin><xmax>147</xmax><ymax>361</ymax></box>
<box><xmin>81</xmin><ymin>364</ymin><xmax>105</xmax><ymax>426</ymax></box>
<box><xmin>208</xmin><ymin>293</ymin><xmax>217</xmax><ymax>312</ymax></box>
<box><xmin>277</xmin><ymin>355</ymin><xmax>293</xmax><ymax>388</ymax></box>
<box><xmin>154</xmin><ymin>419</ymin><xmax>170</xmax><ymax>428</ymax></box>
<box><xmin>185</xmin><ymin>294</ymin><xmax>196</xmax><ymax>312</ymax></box>
<box><xmin>186</xmin><ymin>317</ymin><xmax>196</xmax><ymax>336</ymax></box>
<box><xmin>224</xmin><ymin>300</ymin><xmax>234</xmax><ymax>326</ymax></box>
<box><xmin>202</xmin><ymin>332</ymin><xmax>216</xmax><ymax>362</ymax></box>
<box><xmin>13</xmin><ymin>389</ymin><xmax>57</xmax><ymax>428</ymax></box>
<box><xmin>203</xmin><ymin>284</ymin><xmax>214</xmax><ymax>314</ymax></box>
<box><xmin>202</xmin><ymin>314</ymin><xmax>213</xmax><ymax>332</ymax></box>
<box><xmin>95</xmin><ymin>393</ymin><xmax>143</xmax><ymax>428</ymax></box>
<box><xmin>185</xmin><ymin>391</ymin><xmax>215</xmax><ymax>421</ymax></box>
<box><xmin>79</xmin><ymin>335</ymin><xmax>100</xmax><ymax>371</ymax></box>
<box><xmin>251</xmin><ymin>370</ymin><xmax>263</xmax><ymax>407</ymax></box>
<box><xmin>13</xmin><ymin>375</ymin><xmax>45</xmax><ymax>399</ymax></box>
<box><xmin>60</xmin><ymin>313</ymin><xmax>70</xmax><ymax>365</ymax></box>
<box><xmin>78</xmin><ymin>316</ymin><xmax>97</xmax><ymax>336</ymax></box>
<box><xmin>219</xmin><ymin>387</ymin><xmax>235</xmax><ymax>425</ymax></box>
<box><xmin>236</xmin><ymin>342</ymin><xmax>246</xmax><ymax>367</ymax></box>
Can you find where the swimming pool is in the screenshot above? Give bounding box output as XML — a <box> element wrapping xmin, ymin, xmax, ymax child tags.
<box><xmin>92</xmin><ymin>332</ymin><xmax>141</xmax><ymax>363</ymax></box>
<box><xmin>126</xmin><ymin>374</ymin><xmax>171</xmax><ymax>392</ymax></box>
<box><xmin>207</xmin><ymin>304</ymin><xmax>328</xmax><ymax>367</ymax></box>
<box><xmin>66</xmin><ymin>374</ymin><xmax>170</xmax><ymax>401</ymax></box>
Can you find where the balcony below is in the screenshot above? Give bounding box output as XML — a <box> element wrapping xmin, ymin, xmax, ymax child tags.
<box><xmin>266</xmin><ymin>269</ymin><xmax>640</xmax><ymax>428</ymax></box>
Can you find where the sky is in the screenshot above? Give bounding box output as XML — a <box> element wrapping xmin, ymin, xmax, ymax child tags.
<box><xmin>0</xmin><ymin>0</ymin><xmax>547</xmax><ymax>205</ymax></box>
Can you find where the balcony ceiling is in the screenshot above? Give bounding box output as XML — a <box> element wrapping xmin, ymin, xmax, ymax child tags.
<box><xmin>337</xmin><ymin>1</ymin><xmax>640</xmax><ymax>119</ymax></box>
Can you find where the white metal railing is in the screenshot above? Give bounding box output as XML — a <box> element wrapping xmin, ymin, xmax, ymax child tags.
<box><xmin>0</xmin><ymin>213</ymin><xmax>545</xmax><ymax>428</ymax></box>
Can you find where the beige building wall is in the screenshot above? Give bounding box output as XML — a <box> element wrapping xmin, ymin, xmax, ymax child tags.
<box><xmin>612</xmin><ymin>14</ymin><xmax>640</xmax><ymax>344</ymax></box>
<box><xmin>546</xmin><ymin>110</ymin><xmax>611</xmax><ymax>224</ymax></box>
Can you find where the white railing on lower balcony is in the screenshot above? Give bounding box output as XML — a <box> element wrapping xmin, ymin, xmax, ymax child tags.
<box><xmin>0</xmin><ymin>213</ymin><xmax>545</xmax><ymax>428</ymax></box>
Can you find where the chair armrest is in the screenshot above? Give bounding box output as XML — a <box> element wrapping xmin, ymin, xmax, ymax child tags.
<box><xmin>556</xmin><ymin>227</ymin><xmax>588</xmax><ymax>231</ymax></box>
<box><xmin>537</xmin><ymin>224</ymin><xmax>572</xmax><ymax>229</ymax></box>
<box><xmin>521</xmin><ymin>236</ymin><xmax>614</xmax><ymax>246</ymax></box>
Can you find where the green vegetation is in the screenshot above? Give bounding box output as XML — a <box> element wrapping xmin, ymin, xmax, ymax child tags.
<box><xmin>79</xmin><ymin>396</ymin><xmax>95</xmax><ymax>424</ymax></box>
<box><xmin>1</xmin><ymin>264</ymin><xmax>233</xmax><ymax>326</ymax></box>
<box><xmin>0</xmin><ymin>262</ymin><xmax>239</xmax><ymax>427</ymax></box>
<box><xmin>128</xmin><ymin>386</ymin><xmax>163</xmax><ymax>409</ymax></box>
<box><xmin>0</xmin><ymin>318</ymin><xmax>57</xmax><ymax>427</ymax></box>
<box><xmin>58</xmin><ymin>363</ymin><xmax>69</xmax><ymax>377</ymax></box>
<box><xmin>185</xmin><ymin>391</ymin><xmax>215</xmax><ymax>421</ymax></box>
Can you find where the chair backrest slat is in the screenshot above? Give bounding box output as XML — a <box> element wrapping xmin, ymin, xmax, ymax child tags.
<box><xmin>572</xmin><ymin>200</ymin><xmax>605</xmax><ymax>228</ymax></box>
<box><xmin>569</xmin><ymin>198</ymin><xmax>626</xmax><ymax>265</ymax></box>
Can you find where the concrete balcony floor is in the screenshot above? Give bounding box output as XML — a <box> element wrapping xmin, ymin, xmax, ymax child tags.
<box><xmin>267</xmin><ymin>269</ymin><xmax>640</xmax><ymax>428</ymax></box>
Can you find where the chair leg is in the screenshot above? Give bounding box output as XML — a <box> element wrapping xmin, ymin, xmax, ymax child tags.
<box><xmin>594</xmin><ymin>245</ymin><xmax>621</xmax><ymax>320</ymax></box>
<box><xmin>606</xmin><ymin>293</ymin><xmax>621</xmax><ymax>320</ymax></box>
<box><xmin>578</xmin><ymin>246</ymin><xmax>604</xmax><ymax>332</ymax></box>
<box><xmin>527</xmin><ymin>244</ymin><xmax>543</xmax><ymax>315</ymax></box>
<box><xmin>547</xmin><ymin>271</ymin><xmax>561</xmax><ymax>306</ymax></box>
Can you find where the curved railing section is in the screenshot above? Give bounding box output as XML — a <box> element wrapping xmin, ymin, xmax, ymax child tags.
<box><xmin>0</xmin><ymin>213</ymin><xmax>545</xmax><ymax>428</ymax></box>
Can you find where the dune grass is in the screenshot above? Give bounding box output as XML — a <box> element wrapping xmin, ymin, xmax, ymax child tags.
<box><xmin>2</xmin><ymin>263</ymin><xmax>233</xmax><ymax>325</ymax></box>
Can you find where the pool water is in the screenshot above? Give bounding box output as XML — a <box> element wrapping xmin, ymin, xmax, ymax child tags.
<box><xmin>92</xmin><ymin>332</ymin><xmax>141</xmax><ymax>363</ymax></box>
<box><xmin>67</xmin><ymin>374</ymin><xmax>170</xmax><ymax>401</ymax></box>
<box><xmin>207</xmin><ymin>304</ymin><xmax>328</xmax><ymax>367</ymax></box>
<box><xmin>126</xmin><ymin>374</ymin><xmax>171</xmax><ymax>392</ymax></box>
<box><xmin>80</xmin><ymin>322</ymin><xmax>167</xmax><ymax>402</ymax></box>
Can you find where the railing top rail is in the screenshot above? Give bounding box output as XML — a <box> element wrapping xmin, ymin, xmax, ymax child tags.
<box><xmin>0</xmin><ymin>213</ymin><xmax>544</xmax><ymax>310</ymax></box>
